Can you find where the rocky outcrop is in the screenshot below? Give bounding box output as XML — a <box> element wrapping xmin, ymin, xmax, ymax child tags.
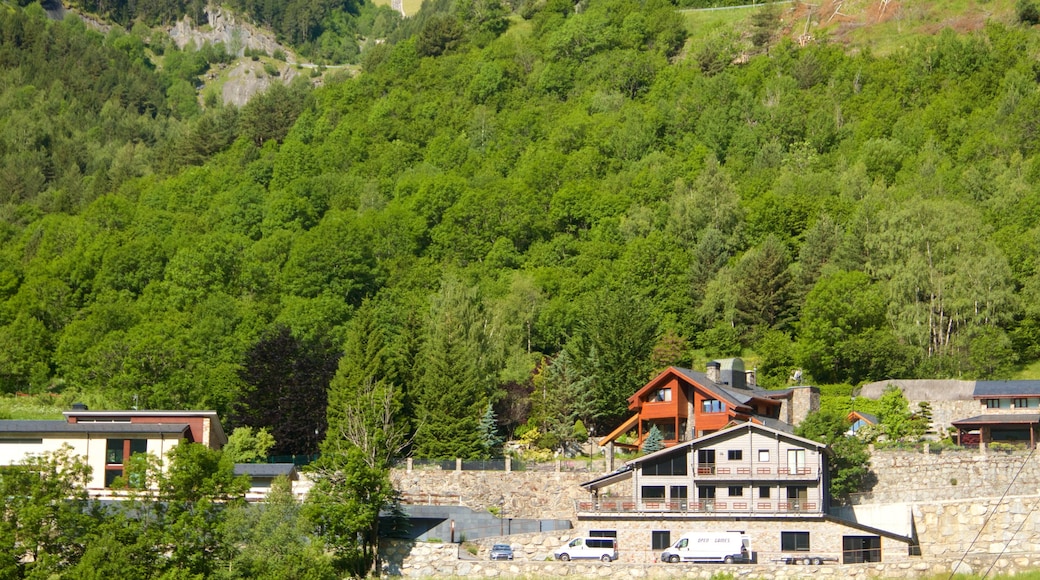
<box><xmin>168</xmin><ymin>6</ymin><xmax>286</xmax><ymax>59</ymax></box>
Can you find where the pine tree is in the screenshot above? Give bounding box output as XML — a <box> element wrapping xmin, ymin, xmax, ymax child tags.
<box><xmin>642</xmin><ymin>425</ymin><xmax>664</xmax><ymax>453</ymax></box>
<box><xmin>478</xmin><ymin>403</ymin><xmax>503</xmax><ymax>458</ymax></box>
<box><xmin>413</xmin><ymin>276</ymin><xmax>499</xmax><ymax>459</ymax></box>
<box><xmin>324</xmin><ymin>300</ymin><xmax>408</xmax><ymax>470</ymax></box>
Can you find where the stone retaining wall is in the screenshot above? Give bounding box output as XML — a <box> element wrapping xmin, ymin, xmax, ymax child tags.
<box><xmin>391</xmin><ymin>468</ymin><xmax>616</xmax><ymax>520</ymax></box>
<box><xmin>854</xmin><ymin>447</ymin><xmax>1040</xmax><ymax>504</ymax></box>
<box><xmin>388</xmin><ymin>449</ymin><xmax>1040</xmax><ymax>574</ymax></box>
<box><xmin>379</xmin><ymin>538</ymin><xmax>1040</xmax><ymax>578</ymax></box>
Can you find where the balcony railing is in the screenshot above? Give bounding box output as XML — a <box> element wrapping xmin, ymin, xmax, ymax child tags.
<box><xmin>695</xmin><ymin>464</ymin><xmax>815</xmax><ymax>478</ymax></box>
<box><xmin>576</xmin><ymin>497</ymin><xmax>818</xmax><ymax>515</ymax></box>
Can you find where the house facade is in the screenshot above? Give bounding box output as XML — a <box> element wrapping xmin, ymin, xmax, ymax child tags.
<box><xmin>582</xmin><ymin>421</ymin><xmax>830</xmax><ymax>517</ymax></box>
<box><xmin>859</xmin><ymin>379</ymin><xmax>1040</xmax><ymax>448</ymax></box>
<box><xmin>0</xmin><ymin>406</ymin><xmax>227</xmax><ymax>490</ymax></box>
<box><xmin>599</xmin><ymin>359</ymin><xmax>819</xmax><ymax>451</ymax></box>
<box><xmin>575</xmin><ymin>421</ymin><xmax>915</xmax><ymax>564</ymax></box>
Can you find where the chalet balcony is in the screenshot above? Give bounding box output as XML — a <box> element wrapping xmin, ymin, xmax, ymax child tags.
<box><xmin>575</xmin><ymin>497</ymin><xmax>820</xmax><ymax>517</ymax></box>
<box><xmin>695</xmin><ymin>464</ymin><xmax>816</xmax><ymax>479</ymax></box>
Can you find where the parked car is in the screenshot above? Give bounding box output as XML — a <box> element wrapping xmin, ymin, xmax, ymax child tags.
<box><xmin>553</xmin><ymin>537</ymin><xmax>618</xmax><ymax>562</ymax></box>
<box><xmin>489</xmin><ymin>544</ymin><xmax>514</xmax><ymax>560</ymax></box>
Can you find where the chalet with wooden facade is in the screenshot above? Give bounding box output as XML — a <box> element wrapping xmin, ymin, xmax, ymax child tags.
<box><xmin>599</xmin><ymin>359</ymin><xmax>819</xmax><ymax>452</ymax></box>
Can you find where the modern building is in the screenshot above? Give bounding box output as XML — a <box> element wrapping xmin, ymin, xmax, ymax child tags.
<box><xmin>0</xmin><ymin>405</ymin><xmax>301</xmax><ymax>497</ymax></box>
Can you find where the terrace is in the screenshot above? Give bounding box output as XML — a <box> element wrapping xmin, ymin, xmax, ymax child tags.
<box><xmin>575</xmin><ymin>497</ymin><xmax>821</xmax><ymax>517</ymax></box>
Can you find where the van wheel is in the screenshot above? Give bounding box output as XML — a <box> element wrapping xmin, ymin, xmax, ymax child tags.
<box><xmin>802</xmin><ymin>557</ymin><xmax>812</xmax><ymax>565</ymax></box>
<box><xmin>601</xmin><ymin>555</ymin><xmax>612</xmax><ymax>562</ymax></box>
<box><xmin>558</xmin><ymin>554</ymin><xmax>570</xmax><ymax>562</ymax></box>
<box><xmin>668</xmin><ymin>555</ymin><xmax>680</xmax><ymax>564</ymax></box>
<box><xmin>724</xmin><ymin>556</ymin><xmax>734</xmax><ymax>564</ymax></box>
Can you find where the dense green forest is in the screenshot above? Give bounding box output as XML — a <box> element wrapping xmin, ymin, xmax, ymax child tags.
<box><xmin>2</xmin><ymin>0</ymin><xmax>1040</xmax><ymax>461</ymax></box>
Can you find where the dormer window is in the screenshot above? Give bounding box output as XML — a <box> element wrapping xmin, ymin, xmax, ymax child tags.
<box><xmin>702</xmin><ymin>399</ymin><xmax>724</xmax><ymax>413</ymax></box>
<box><xmin>651</xmin><ymin>388</ymin><xmax>672</xmax><ymax>402</ymax></box>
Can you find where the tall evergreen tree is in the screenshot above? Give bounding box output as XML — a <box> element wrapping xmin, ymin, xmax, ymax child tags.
<box><xmin>413</xmin><ymin>275</ymin><xmax>499</xmax><ymax>459</ymax></box>
<box><xmin>324</xmin><ymin>300</ymin><xmax>408</xmax><ymax>470</ymax></box>
<box><xmin>568</xmin><ymin>288</ymin><xmax>658</xmax><ymax>434</ymax></box>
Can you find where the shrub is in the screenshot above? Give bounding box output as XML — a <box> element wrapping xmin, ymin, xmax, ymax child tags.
<box><xmin>1019</xmin><ymin>0</ymin><xmax>1040</xmax><ymax>24</ymax></box>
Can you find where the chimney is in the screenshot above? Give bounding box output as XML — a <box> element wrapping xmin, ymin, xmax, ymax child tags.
<box><xmin>719</xmin><ymin>358</ymin><xmax>747</xmax><ymax>389</ymax></box>
<box><xmin>706</xmin><ymin>361</ymin><xmax>721</xmax><ymax>384</ymax></box>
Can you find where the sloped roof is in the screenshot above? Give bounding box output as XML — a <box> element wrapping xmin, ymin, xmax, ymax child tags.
<box><xmin>951</xmin><ymin>414</ymin><xmax>1040</xmax><ymax>426</ymax></box>
<box><xmin>598</xmin><ymin>414</ymin><xmax>639</xmax><ymax>447</ymax></box>
<box><xmin>973</xmin><ymin>381</ymin><xmax>1040</xmax><ymax>398</ymax></box>
<box><xmin>579</xmin><ymin>465</ymin><xmax>634</xmax><ymax>490</ymax></box>
<box><xmin>847</xmin><ymin>411</ymin><xmax>879</xmax><ymax>425</ymax></box>
<box><xmin>0</xmin><ymin>420</ymin><xmax>191</xmax><ymax>436</ymax></box>
<box><xmin>625</xmin><ymin>420</ymin><xmax>828</xmax><ymax>469</ymax></box>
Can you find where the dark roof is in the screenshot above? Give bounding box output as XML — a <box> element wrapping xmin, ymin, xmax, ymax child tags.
<box><xmin>625</xmin><ymin>420</ymin><xmax>828</xmax><ymax>470</ymax></box>
<box><xmin>579</xmin><ymin>465</ymin><xmax>634</xmax><ymax>490</ymax></box>
<box><xmin>951</xmin><ymin>414</ymin><xmax>1040</xmax><ymax>426</ymax></box>
<box><xmin>671</xmin><ymin>368</ymin><xmax>750</xmax><ymax>410</ymax></box>
<box><xmin>233</xmin><ymin>463</ymin><xmax>298</xmax><ymax>478</ymax></box>
<box><xmin>0</xmin><ymin>421</ymin><xmax>191</xmax><ymax>436</ymax></box>
<box><xmin>755</xmin><ymin>415</ymin><xmax>796</xmax><ymax>433</ymax></box>
<box><xmin>973</xmin><ymin>381</ymin><xmax>1040</xmax><ymax>398</ymax></box>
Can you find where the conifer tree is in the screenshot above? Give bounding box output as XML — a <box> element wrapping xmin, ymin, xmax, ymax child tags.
<box><xmin>478</xmin><ymin>403</ymin><xmax>503</xmax><ymax>458</ymax></box>
<box><xmin>642</xmin><ymin>425</ymin><xmax>664</xmax><ymax>454</ymax></box>
<box><xmin>413</xmin><ymin>275</ymin><xmax>499</xmax><ymax>459</ymax></box>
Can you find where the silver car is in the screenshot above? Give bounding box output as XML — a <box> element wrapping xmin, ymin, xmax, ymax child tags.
<box><xmin>489</xmin><ymin>544</ymin><xmax>514</xmax><ymax>560</ymax></box>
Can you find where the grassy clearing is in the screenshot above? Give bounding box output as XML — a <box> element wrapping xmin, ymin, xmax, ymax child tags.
<box><xmin>810</xmin><ymin>0</ymin><xmax>1018</xmax><ymax>55</ymax></box>
<box><xmin>0</xmin><ymin>394</ymin><xmax>71</xmax><ymax>420</ymax></box>
<box><xmin>1015</xmin><ymin>359</ymin><xmax>1040</xmax><ymax>379</ymax></box>
<box><xmin>370</xmin><ymin>0</ymin><xmax>424</xmax><ymax>17</ymax></box>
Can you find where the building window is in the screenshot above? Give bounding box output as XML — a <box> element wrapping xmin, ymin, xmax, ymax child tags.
<box><xmin>652</xmin><ymin>530</ymin><xmax>671</xmax><ymax>550</ymax></box>
<box><xmin>758</xmin><ymin>449</ymin><xmax>769</xmax><ymax>462</ymax></box>
<box><xmin>728</xmin><ymin>450</ymin><xmax>743</xmax><ymax>461</ymax></box>
<box><xmin>702</xmin><ymin>399</ymin><xmax>724</xmax><ymax>413</ymax></box>
<box><xmin>651</xmin><ymin>388</ymin><xmax>672</xmax><ymax>402</ymax></box>
<box><xmin>106</xmin><ymin>439</ymin><xmax>124</xmax><ymax>465</ymax></box>
<box><xmin>642</xmin><ymin>486</ymin><xmax>666</xmax><ymax>500</ymax></box>
<box><xmin>728</xmin><ymin>486</ymin><xmax>743</xmax><ymax>497</ymax></box>
<box><xmin>1013</xmin><ymin>398</ymin><xmax>1039</xmax><ymax>409</ymax></box>
<box><xmin>759</xmin><ymin>486</ymin><xmax>770</xmax><ymax>499</ymax></box>
<box><xmin>670</xmin><ymin>486</ymin><xmax>688</xmax><ymax>500</ymax></box>
<box><xmin>130</xmin><ymin>439</ymin><xmax>147</xmax><ymax>456</ymax></box>
<box><xmin>590</xmin><ymin>530</ymin><xmax>617</xmax><ymax>538</ymax></box>
<box><xmin>985</xmin><ymin>398</ymin><xmax>1010</xmax><ymax>409</ymax></box>
<box><xmin>781</xmin><ymin>532</ymin><xmax>810</xmax><ymax>552</ymax></box>
<box><xmin>643</xmin><ymin>451</ymin><xmax>688</xmax><ymax>476</ymax></box>
<box><xmin>105</xmin><ymin>439</ymin><xmax>149</xmax><ymax>488</ymax></box>
<box><xmin>787</xmin><ymin>449</ymin><xmax>806</xmax><ymax>472</ymax></box>
<box><xmin>843</xmin><ymin>536</ymin><xmax>881</xmax><ymax>563</ymax></box>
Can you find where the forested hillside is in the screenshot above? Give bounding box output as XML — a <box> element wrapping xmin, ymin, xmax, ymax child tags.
<box><xmin>2</xmin><ymin>0</ymin><xmax>1040</xmax><ymax>458</ymax></box>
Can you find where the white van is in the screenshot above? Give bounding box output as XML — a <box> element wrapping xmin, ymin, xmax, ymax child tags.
<box><xmin>553</xmin><ymin>537</ymin><xmax>619</xmax><ymax>562</ymax></box>
<box><xmin>660</xmin><ymin>531</ymin><xmax>750</xmax><ymax>564</ymax></box>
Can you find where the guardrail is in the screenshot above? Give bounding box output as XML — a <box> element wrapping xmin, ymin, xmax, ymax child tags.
<box><xmin>576</xmin><ymin>498</ymin><xmax>818</xmax><ymax>515</ymax></box>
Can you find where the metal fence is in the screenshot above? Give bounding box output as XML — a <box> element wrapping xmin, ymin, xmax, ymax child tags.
<box><xmin>398</xmin><ymin>457</ymin><xmax>609</xmax><ymax>472</ymax></box>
